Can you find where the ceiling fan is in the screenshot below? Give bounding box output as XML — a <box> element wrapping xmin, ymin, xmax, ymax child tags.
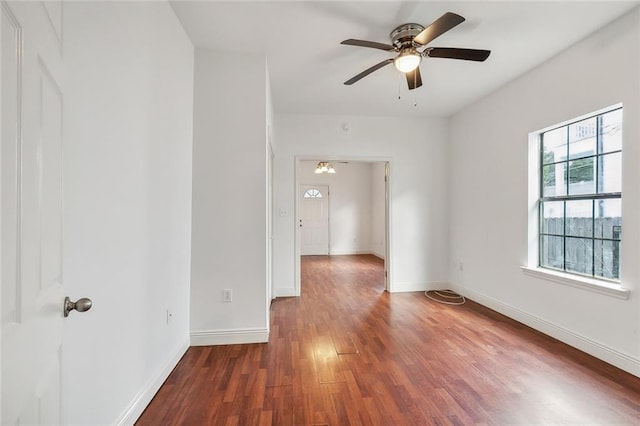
<box><xmin>341</xmin><ymin>12</ymin><xmax>491</xmax><ymax>90</ymax></box>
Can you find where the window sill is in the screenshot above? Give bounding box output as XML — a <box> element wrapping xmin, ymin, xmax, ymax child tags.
<box><xmin>520</xmin><ymin>266</ymin><xmax>630</xmax><ymax>300</ymax></box>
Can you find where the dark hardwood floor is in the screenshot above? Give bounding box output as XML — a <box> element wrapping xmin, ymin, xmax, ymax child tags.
<box><xmin>137</xmin><ymin>254</ymin><xmax>640</xmax><ymax>425</ymax></box>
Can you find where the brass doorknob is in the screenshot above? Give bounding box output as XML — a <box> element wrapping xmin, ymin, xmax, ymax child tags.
<box><xmin>64</xmin><ymin>297</ymin><xmax>92</xmax><ymax>317</ymax></box>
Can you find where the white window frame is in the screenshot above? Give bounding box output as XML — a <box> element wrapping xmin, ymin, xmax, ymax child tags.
<box><xmin>523</xmin><ymin>104</ymin><xmax>629</xmax><ymax>299</ymax></box>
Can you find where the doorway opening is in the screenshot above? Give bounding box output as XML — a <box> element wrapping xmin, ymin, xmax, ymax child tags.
<box><xmin>295</xmin><ymin>158</ymin><xmax>391</xmax><ymax>294</ymax></box>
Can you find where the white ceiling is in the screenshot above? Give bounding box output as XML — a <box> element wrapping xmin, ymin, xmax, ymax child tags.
<box><xmin>171</xmin><ymin>1</ymin><xmax>639</xmax><ymax>117</ymax></box>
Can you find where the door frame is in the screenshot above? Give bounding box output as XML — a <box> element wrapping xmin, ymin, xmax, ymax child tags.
<box><xmin>294</xmin><ymin>156</ymin><xmax>392</xmax><ymax>296</ymax></box>
<box><xmin>267</xmin><ymin>130</ymin><xmax>274</xmax><ymax>306</ymax></box>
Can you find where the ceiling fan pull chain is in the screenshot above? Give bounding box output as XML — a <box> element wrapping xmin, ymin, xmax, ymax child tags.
<box><xmin>413</xmin><ymin>73</ymin><xmax>418</xmax><ymax>107</ymax></box>
<box><xmin>397</xmin><ymin>73</ymin><xmax>402</xmax><ymax>100</ymax></box>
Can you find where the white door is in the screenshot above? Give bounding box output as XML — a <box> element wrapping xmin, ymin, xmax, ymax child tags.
<box><xmin>300</xmin><ymin>185</ymin><xmax>329</xmax><ymax>255</ymax></box>
<box><xmin>2</xmin><ymin>2</ymin><xmax>68</xmax><ymax>423</ymax></box>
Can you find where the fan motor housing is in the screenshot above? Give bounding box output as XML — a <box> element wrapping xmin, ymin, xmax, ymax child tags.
<box><xmin>390</xmin><ymin>23</ymin><xmax>425</xmax><ymax>49</ymax></box>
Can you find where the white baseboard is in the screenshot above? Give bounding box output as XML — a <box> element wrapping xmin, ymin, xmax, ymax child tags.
<box><xmin>450</xmin><ymin>282</ymin><xmax>640</xmax><ymax>377</ymax></box>
<box><xmin>300</xmin><ymin>251</ymin><xmax>383</xmax><ymax>258</ymax></box>
<box><xmin>328</xmin><ymin>249</ymin><xmax>371</xmax><ymax>255</ymax></box>
<box><xmin>116</xmin><ymin>338</ymin><xmax>189</xmax><ymax>426</ymax></box>
<box><xmin>390</xmin><ymin>280</ymin><xmax>448</xmax><ymax>293</ymax></box>
<box><xmin>370</xmin><ymin>250</ymin><xmax>385</xmax><ymax>260</ymax></box>
<box><xmin>190</xmin><ymin>327</ymin><xmax>270</xmax><ymax>346</ymax></box>
<box><xmin>274</xmin><ymin>287</ymin><xmax>296</xmax><ymax>297</ymax></box>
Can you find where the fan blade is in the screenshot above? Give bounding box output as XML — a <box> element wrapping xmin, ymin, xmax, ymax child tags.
<box><xmin>427</xmin><ymin>48</ymin><xmax>491</xmax><ymax>62</ymax></box>
<box><xmin>413</xmin><ymin>12</ymin><xmax>465</xmax><ymax>46</ymax></box>
<box><xmin>405</xmin><ymin>67</ymin><xmax>422</xmax><ymax>90</ymax></box>
<box><xmin>341</xmin><ymin>39</ymin><xmax>396</xmax><ymax>52</ymax></box>
<box><xmin>344</xmin><ymin>59</ymin><xmax>393</xmax><ymax>85</ymax></box>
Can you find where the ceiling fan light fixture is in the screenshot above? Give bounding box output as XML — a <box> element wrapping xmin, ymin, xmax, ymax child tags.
<box><xmin>342</xmin><ymin>12</ymin><xmax>490</xmax><ymax>89</ymax></box>
<box><xmin>394</xmin><ymin>48</ymin><xmax>421</xmax><ymax>73</ymax></box>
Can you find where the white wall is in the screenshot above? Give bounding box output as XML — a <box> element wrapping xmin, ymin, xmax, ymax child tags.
<box><xmin>190</xmin><ymin>48</ymin><xmax>269</xmax><ymax>345</ymax></box>
<box><xmin>371</xmin><ymin>162</ymin><xmax>386</xmax><ymax>259</ymax></box>
<box><xmin>273</xmin><ymin>114</ymin><xmax>449</xmax><ymax>296</ymax></box>
<box><xmin>298</xmin><ymin>161</ymin><xmax>374</xmax><ymax>255</ymax></box>
<box><xmin>64</xmin><ymin>2</ymin><xmax>193</xmax><ymax>424</ymax></box>
<box><xmin>449</xmin><ymin>9</ymin><xmax>640</xmax><ymax>375</ymax></box>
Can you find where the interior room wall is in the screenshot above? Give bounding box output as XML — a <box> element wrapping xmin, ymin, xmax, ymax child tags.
<box><xmin>297</xmin><ymin>161</ymin><xmax>373</xmax><ymax>255</ymax></box>
<box><xmin>63</xmin><ymin>2</ymin><xmax>193</xmax><ymax>424</ymax></box>
<box><xmin>190</xmin><ymin>48</ymin><xmax>269</xmax><ymax>345</ymax></box>
<box><xmin>272</xmin><ymin>114</ymin><xmax>449</xmax><ymax>296</ymax></box>
<box><xmin>448</xmin><ymin>9</ymin><xmax>640</xmax><ymax>375</ymax></box>
<box><xmin>370</xmin><ymin>162</ymin><xmax>387</xmax><ymax>259</ymax></box>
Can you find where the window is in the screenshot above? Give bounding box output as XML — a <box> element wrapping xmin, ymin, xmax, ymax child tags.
<box><xmin>303</xmin><ymin>188</ymin><xmax>323</xmax><ymax>198</ymax></box>
<box><xmin>539</xmin><ymin>107</ymin><xmax>622</xmax><ymax>281</ymax></box>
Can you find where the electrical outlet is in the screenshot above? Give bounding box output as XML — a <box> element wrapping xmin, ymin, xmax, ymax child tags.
<box><xmin>223</xmin><ymin>289</ymin><xmax>233</xmax><ymax>302</ymax></box>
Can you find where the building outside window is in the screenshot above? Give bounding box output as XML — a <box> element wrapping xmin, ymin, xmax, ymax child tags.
<box><xmin>539</xmin><ymin>106</ymin><xmax>622</xmax><ymax>281</ymax></box>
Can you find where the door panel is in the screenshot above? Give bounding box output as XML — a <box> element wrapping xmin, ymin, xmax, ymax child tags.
<box><xmin>2</xmin><ymin>2</ymin><xmax>65</xmax><ymax>424</ymax></box>
<box><xmin>39</xmin><ymin>60</ymin><xmax>63</xmax><ymax>295</ymax></box>
<box><xmin>300</xmin><ymin>185</ymin><xmax>329</xmax><ymax>255</ymax></box>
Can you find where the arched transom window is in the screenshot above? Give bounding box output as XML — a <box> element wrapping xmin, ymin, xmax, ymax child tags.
<box><xmin>303</xmin><ymin>188</ymin><xmax>323</xmax><ymax>198</ymax></box>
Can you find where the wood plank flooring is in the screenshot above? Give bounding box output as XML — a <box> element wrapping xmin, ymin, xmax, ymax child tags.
<box><xmin>137</xmin><ymin>254</ymin><xmax>640</xmax><ymax>425</ymax></box>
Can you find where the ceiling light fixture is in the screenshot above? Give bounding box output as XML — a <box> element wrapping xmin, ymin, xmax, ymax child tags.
<box><xmin>393</xmin><ymin>48</ymin><xmax>421</xmax><ymax>73</ymax></box>
<box><xmin>314</xmin><ymin>161</ymin><xmax>336</xmax><ymax>174</ymax></box>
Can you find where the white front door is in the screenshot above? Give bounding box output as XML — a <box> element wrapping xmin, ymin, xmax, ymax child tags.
<box><xmin>300</xmin><ymin>185</ymin><xmax>329</xmax><ymax>255</ymax></box>
<box><xmin>2</xmin><ymin>2</ymin><xmax>67</xmax><ymax>423</ymax></box>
